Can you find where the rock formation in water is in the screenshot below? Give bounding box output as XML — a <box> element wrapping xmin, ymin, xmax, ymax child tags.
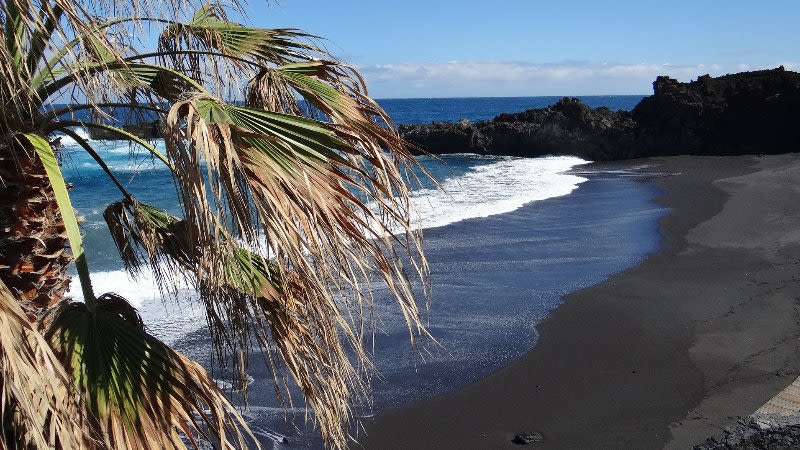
<box><xmin>399</xmin><ymin>67</ymin><xmax>800</xmax><ymax>160</ymax></box>
<box><xmin>87</xmin><ymin>121</ymin><xmax>160</xmax><ymax>140</ymax></box>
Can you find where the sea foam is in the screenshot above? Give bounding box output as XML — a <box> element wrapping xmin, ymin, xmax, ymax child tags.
<box><xmin>409</xmin><ymin>155</ymin><xmax>589</xmax><ymax>229</ymax></box>
<box><xmin>67</xmin><ymin>269</ymin><xmax>205</xmax><ymax>345</ymax></box>
<box><xmin>52</xmin><ymin>126</ymin><xmax>93</xmax><ymax>147</ymax></box>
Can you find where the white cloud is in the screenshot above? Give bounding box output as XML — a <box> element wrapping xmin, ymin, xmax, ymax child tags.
<box><xmin>358</xmin><ymin>61</ymin><xmax>797</xmax><ymax>98</ymax></box>
<box><xmin>780</xmin><ymin>62</ymin><xmax>800</xmax><ymax>72</ymax></box>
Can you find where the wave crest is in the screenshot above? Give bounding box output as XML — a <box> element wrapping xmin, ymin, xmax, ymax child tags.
<box><xmin>410</xmin><ymin>155</ymin><xmax>589</xmax><ymax>229</ymax></box>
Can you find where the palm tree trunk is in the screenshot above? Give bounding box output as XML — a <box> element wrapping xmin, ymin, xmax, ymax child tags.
<box><xmin>0</xmin><ymin>144</ymin><xmax>72</xmax><ymax>309</ymax></box>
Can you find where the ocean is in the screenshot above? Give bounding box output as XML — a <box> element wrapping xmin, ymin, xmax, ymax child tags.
<box><xmin>59</xmin><ymin>95</ymin><xmax>663</xmax><ymax>447</ymax></box>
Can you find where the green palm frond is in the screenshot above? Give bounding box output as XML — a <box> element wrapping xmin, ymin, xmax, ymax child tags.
<box><xmin>23</xmin><ymin>133</ymin><xmax>95</xmax><ymax>303</ymax></box>
<box><xmin>37</xmin><ymin>61</ymin><xmax>206</xmax><ymax>104</ymax></box>
<box><xmin>158</xmin><ymin>3</ymin><xmax>317</xmax><ymax>69</ymax></box>
<box><xmin>103</xmin><ymin>199</ymin><xmax>192</xmax><ymax>284</ymax></box>
<box><xmin>44</xmin><ymin>294</ymin><xmax>258</xmax><ymax>450</ymax></box>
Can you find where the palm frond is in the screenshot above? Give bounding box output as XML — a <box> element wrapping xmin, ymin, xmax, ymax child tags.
<box><xmin>157</xmin><ymin>93</ymin><xmax>429</xmax><ymax>447</ymax></box>
<box><xmin>103</xmin><ymin>199</ymin><xmax>192</xmax><ymax>283</ymax></box>
<box><xmin>38</xmin><ymin>61</ymin><xmax>206</xmax><ymax>105</ymax></box>
<box><xmin>0</xmin><ymin>279</ymin><xmax>85</xmax><ymax>450</ymax></box>
<box><xmin>103</xmin><ymin>198</ymin><xmax>372</xmax><ymax>446</ymax></box>
<box><xmin>158</xmin><ymin>3</ymin><xmax>317</xmax><ymax>72</ymax></box>
<box><xmin>44</xmin><ymin>293</ymin><xmax>259</xmax><ymax>450</ymax></box>
<box><xmin>246</xmin><ymin>68</ymin><xmax>302</xmax><ymax>115</ymax></box>
<box><xmin>2</xmin><ymin>1</ymin><xmax>434</xmax><ymax>448</ymax></box>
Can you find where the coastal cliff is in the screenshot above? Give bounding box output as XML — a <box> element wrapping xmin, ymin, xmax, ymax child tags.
<box><xmin>399</xmin><ymin>67</ymin><xmax>800</xmax><ymax>160</ymax></box>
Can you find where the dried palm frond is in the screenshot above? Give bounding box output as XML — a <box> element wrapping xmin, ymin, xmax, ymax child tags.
<box><xmin>157</xmin><ymin>92</ymin><xmax>430</xmax><ymax>446</ymax></box>
<box><xmin>0</xmin><ymin>279</ymin><xmax>85</xmax><ymax>450</ymax></box>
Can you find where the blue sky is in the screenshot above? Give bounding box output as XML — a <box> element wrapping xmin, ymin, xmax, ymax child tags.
<box><xmin>247</xmin><ymin>1</ymin><xmax>799</xmax><ymax>98</ymax></box>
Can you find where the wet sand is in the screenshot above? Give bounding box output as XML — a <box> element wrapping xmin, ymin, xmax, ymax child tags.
<box><xmin>358</xmin><ymin>154</ymin><xmax>800</xmax><ymax>449</ymax></box>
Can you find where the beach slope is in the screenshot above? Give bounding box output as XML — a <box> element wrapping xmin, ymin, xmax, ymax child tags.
<box><xmin>359</xmin><ymin>154</ymin><xmax>800</xmax><ymax>449</ymax></box>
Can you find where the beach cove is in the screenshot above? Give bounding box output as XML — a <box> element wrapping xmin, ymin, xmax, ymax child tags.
<box><xmin>59</xmin><ymin>96</ymin><xmax>676</xmax><ymax>447</ymax></box>
<box><xmin>56</xmin><ymin>96</ymin><xmax>800</xmax><ymax>448</ymax></box>
<box><xmin>359</xmin><ymin>153</ymin><xmax>800</xmax><ymax>448</ymax></box>
<box><xmin>160</xmin><ymin>154</ymin><xmax>670</xmax><ymax>447</ymax></box>
<box><xmin>2</xmin><ymin>1</ymin><xmax>798</xmax><ymax>448</ymax></box>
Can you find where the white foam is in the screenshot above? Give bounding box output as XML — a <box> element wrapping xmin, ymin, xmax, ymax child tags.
<box><xmin>409</xmin><ymin>155</ymin><xmax>589</xmax><ymax>229</ymax></box>
<box><xmin>53</xmin><ymin>127</ymin><xmax>92</xmax><ymax>146</ymax></box>
<box><xmin>68</xmin><ymin>269</ymin><xmax>161</xmax><ymax>308</ymax></box>
<box><xmin>67</xmin><ymin>269</ymin><xmax>205</xmax><ymax>345</ymax></box>
<box><xmin>214</xmin><ymin>375</ymin><xmax>255</xmax><ymax>392</ymax></box>
<box><xmin>77</xmin><ymin>160</ymin><xmax>167</xmax><ymax>173</ymax></box>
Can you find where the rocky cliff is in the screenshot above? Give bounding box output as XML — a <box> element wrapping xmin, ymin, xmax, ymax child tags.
<box><xmin>399</xmin><ymin>67</ymin><xmax>800</xmax><ymax>160</ymax></box>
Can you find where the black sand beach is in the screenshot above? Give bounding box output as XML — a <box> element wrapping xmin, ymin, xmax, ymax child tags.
<box><xmin>358</xmin><ymin>154</ymin><xmax>800</xmax><ymax>449</ymax></box>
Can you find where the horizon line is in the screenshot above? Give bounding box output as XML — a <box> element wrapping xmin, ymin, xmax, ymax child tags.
<box><xmin>372</xmin><ymin>93</ymin><xmax>650</xmax><ymax>101</ymax></box>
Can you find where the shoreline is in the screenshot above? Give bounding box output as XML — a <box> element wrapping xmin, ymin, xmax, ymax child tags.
<box><xmin>358</xmin><ymin>153</ymin><xmax>800</xmax><ymax>449</ymax></box>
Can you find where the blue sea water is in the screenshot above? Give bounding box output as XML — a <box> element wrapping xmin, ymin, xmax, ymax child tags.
<box><xmin>380</xmin><ymin>95</ymin><xmax>643</xmax><ymax>124</ymax></box>
<box><xmin>59</xmin><ymin>96</ymin><xmax>661</xmax><ymax>448</ymax></box>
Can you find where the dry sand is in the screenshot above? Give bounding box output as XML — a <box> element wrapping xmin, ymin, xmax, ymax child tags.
<box><xmin>357</xmin><ymin>154</ymin><xmax>800</xmax><ymax>449</ymax></box>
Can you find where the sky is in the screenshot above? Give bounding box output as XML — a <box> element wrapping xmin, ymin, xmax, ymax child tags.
<box><xmin>245</xmin><ymin>0</ymin><xmax>800</xmax><ymax>98</ymax></box>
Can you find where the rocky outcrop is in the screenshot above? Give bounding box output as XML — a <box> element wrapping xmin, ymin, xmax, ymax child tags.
<box><xmin>400</xmin><ymin>98</ymin><xmax>637</xmax><ymax>160</ymax></box>
<box><xmin>692</xmin><ymin>414</ymin><xmax>800</xmax><ymax>450</ymax></box>
<box><xmin>87</xmin><ymin>121</ymin><xmax>160</xmax><ymax>140</ymax></box>
<box><xmin>400</xmin><ymin>67</ymin><xmax>800</xmax><ymax>160</ymax></box>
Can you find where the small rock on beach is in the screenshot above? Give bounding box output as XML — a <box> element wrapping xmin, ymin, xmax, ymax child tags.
<box><xmin>512</xmin><ymin>431</ymin><xmax>544</xmax><ymax>445</ymax></box>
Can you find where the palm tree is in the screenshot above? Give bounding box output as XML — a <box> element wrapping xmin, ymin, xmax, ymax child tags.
<box><xmin>0</xmin><ymin>0</ymin><xmax>430</xmax><ymax>448</ymax></box>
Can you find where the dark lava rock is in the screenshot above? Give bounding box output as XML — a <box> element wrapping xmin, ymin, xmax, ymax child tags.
<box><xmin>87</xmin><ymin>120</ymin><xmax>161</xmax><ymax>140</ymax></box>
<box><xmin>631</xmin><ymin>67</ymin><xmax>800</xmax><ymax>157</ymax></box>
<box><xmin>693</xmin><ymin>415</ymin><xmax>800</xmax><ymax>450</ymax></box>
<box><xmin>400</xmin><ymin>67</ymin><xmax>800</xmax><ymax>161</ymax></box>
<box><xmin>400</xmin><ymin>97</ymin><xmax>636</xmax><ymax>161</ymax></box>
<box><xmin>512</xmin><ymin>431</ymin><xmax>543</xmax><ymax>445</ymax></box>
